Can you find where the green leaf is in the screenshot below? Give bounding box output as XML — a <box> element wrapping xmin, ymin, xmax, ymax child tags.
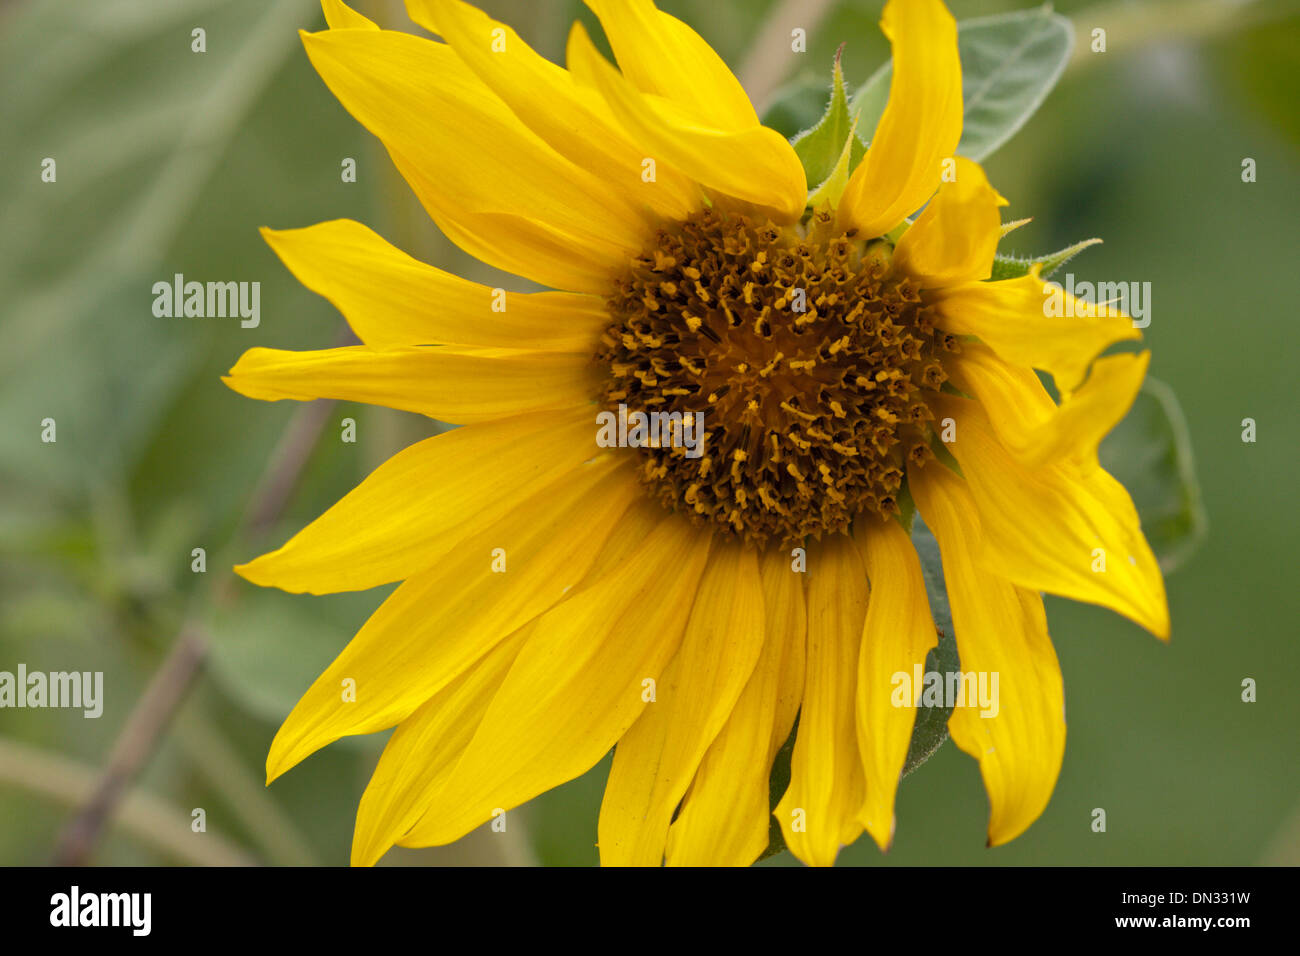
<box><xmin>903</xmin><ymin>514</ymin><xmax>961</xmax><ymax>774</ymax></box>
<box><xmin>1098</xmin><ymin>377</ymin><xmax>1208</xmax><ymax>573</ymax></box>
<box><xmin>991</xmin><ymin>238</ymin><xmax>1102</xmax><ymax>280</ymax></box>
<box><xmin>790</xmin><ymin>46</ymin><xmax>864</xmax><ymax>195</ymax></box>
<box><xmin>851</xmin><ymin>4</ymin><xmax>1073</xmax><ymax>162</ymax></box>
<box><xmin>757</xmin><ymin>715</ymin><xmax>797</xmax><ymax>862</ymax></box>
<box><xmin>849</xmin><ymin>65</ymin><xmax>890</xmax><ymax>145</ymax></box>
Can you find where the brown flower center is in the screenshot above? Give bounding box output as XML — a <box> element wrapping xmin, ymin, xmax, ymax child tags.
<box><xmin>598</xmin><ymin>207</ymin><xmax>957</xmax><ymax>548</ymax></box>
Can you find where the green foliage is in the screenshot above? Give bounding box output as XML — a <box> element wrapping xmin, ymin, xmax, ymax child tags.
<box><xmin>1099</xmin><ymin>378</ymin><xmax>1208</xmax><ymax>573</ymax></box>
<box><xmin>775</xmin><ymin>3</ymin><xmax>1074</xmax><ymax>224</ymax></box>
<box><xmin>903</xmin><ymin>516</ymin><xmax>961</xmax><ymax>774</ymax></box>
<box><xmin>850</xmin><ymin>4</ymin><xmax>1074</xmax><ymax>162</ymax></box>
<box><xmin>0</xmin><ymin>0</ymin><xmax>375</xmax><ymax>864</ymax></box>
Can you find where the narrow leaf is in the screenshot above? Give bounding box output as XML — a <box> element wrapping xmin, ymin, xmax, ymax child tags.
<box><xmin>903</xmin><ymin>514</ymin><xmax>961</xmax><ymax>775</ymax></box>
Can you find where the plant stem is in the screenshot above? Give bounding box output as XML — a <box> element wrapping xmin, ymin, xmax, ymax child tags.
<box><xmin>52</xmin><ymin>393</ymin><xmax>338</xmax><ymax>865</ymax></box>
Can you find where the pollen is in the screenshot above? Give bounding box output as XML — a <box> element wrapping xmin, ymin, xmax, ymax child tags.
<box><xmin>598</xmin><ymin>208</ymin><xmax>956</xmax><ymax>548</ymax></box>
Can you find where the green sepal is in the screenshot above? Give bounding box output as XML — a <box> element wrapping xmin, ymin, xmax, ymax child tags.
<box><xmin>991</xmin><ymin>238</ymin><xmax>1102</xmax><ymax>281</ymax></box>
<box><xmin>791</xmin><ymin>45</ymin><xmax>867</xmax><ymax>202</ymax></box>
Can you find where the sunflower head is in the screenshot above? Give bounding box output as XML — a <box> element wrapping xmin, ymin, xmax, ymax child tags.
<box><xmin>599</xmin><ymin>206</ymin><xmax>958</xmax><ymax>546</ymax></box>
<box><xmin>225</xmin><ymin>0</ymin><xmax>1169</xmax><ymax>868</ymax></box>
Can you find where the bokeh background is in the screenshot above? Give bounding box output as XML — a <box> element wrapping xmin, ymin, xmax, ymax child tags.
<box><xmin>1</xmin><ymin>0</ymin><xmax>1296</xmax><ymax>866</ymax></box>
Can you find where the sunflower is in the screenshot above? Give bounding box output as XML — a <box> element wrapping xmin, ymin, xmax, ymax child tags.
<box><xmin>225</xmin><ymin>0</ymin><xmax>1169</xmax><ymax>867</ymax></box>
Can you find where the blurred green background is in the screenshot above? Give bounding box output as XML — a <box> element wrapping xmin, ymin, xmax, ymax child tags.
<box><xmin>1</xmin><ymin>0</ymin><xmax>1296</xmax><ymax>866</ymax></box>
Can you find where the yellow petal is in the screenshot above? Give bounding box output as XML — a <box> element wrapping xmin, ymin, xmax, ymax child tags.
<box><xmin>928</xmin><ymin>272</ymin><xmax>1139</xmax><ymax>393</ymax></box>
<box><xmin>838</xmin><ymin>0</ymin><xmax>963</xmax><ymax>238</ymax></box>
<box><xmin>665</xmin><ymin>547</ymin><xmax>806</xmax><ymax>866</ymax></box>
<box><xmin>261</xmin><ymin>220</ymin><xmax>609</xmax><ymax>351</ymax></box>
<box><xmin>265</xmin><ymin>457</ymin><xmax>639</xmax><ymax>782</ymax></box>
<box><xmin>932</xmin><ymin>395</ymin><xmax>1169</xmax><ymax>639</ymax></box>
<box><xmin>236</xmin><ymin>407</ymin><xmax>600</xmax><ymax>594</ymax></box>
<box><xmin>579</xmin><ymin>496</ymin><xmax>668</xmax><ymax>582</ymax></box>
<box><xmin>566</xmin><ymin>22</ymin><xmax>806</xmax><ymax>223</ymax></box>
<box><xmin>389</xmin><ymin>150</ymin><xmax>627</xmax><ymax>295</ymax></box>
<box><xmin>408</xmin><ymin>0</ymin><xmax>701</xmax><ymax>222</ymax></box>
<box><xmin>351</xmin><ymin>619</ymin><xmax>533</xmax><ymax>866</ymax></box>
<box><xmin>910</xmin><ymin>461</ymin><xmax>1066</xmax><ymax>847</ymax></box>
<box><xmin>776</xmin><ymin>534</ymin><xmax>867</xmax><ymax>866</ymax></box>
<box><xmin>321</xmin><ymin>0</ymin><xmax>375</xmax><ymax>30</ymax></box>
<box><xmin>891</xmin><ymin>157</ymin><xmax>1007</xmax><ymax>287</ymax></box>
<box><xmin>947</xmin><ymin>343</ymin><xmax>1150</xmax><ymax>471</ymax></box>
<box><xmin>583</xmin><ymin>0</ymin><xmax>757</xmax><ymax>131</ymax></box>
<box><xmin>223</xmin><ymin>345</ymin><xmax>599</xmax><ymax>424</ymax></box>
<box><xmin>300</xmin><ymin>27</ymin><xmax>649</xmax><ymax>286</ymax></box>
<box><xmin>851</xmin><ymin>517</ymin><xmax>938</xmax><ymax>851</ymax></box>
<box><xmin>598</xmin><ymin>541</ymin><xmax>765</xmax><ymax>865</ymax></box>
<box><xmin>398</xmin><ymin>519</ymin><xmax>712</xmax><ymax>847</ymax></box>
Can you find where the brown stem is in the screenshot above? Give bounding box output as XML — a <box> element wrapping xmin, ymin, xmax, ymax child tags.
<box><xmin>52</xmin><ymin>393</ymin><xmax>338</xmax><ymax>865</ymax></box>
<box><xmin>51</xmin><ymin>626</ymin><xmax>209</xmax><ymax>865</ymax></box>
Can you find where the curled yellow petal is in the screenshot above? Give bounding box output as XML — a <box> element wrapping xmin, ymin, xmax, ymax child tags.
<box><xmin>410</xmin><ymin>0</ymin><xmax>701</xmax><ymax>221</ymax></box>
<box><xmin>583</xmin><ymin>0</ymin><xmax>757</xmax><ymax>130</ymax></box>
<box><xmin>928</xmin><ymin>271</ymin><xmax>1140</xmax><ymax>393</ymax></box>
<box><xmin>892</xmin><ymin>157</ymin><xmax>1007</xmax><ymax>287</ymax></box>
<box><xmin>776</xmin><ymin>535</ymin><xmax>867</xmax><ymax>866</ymax></box>
<box><xmin>947</xmin><ymin>343</ymin><xmax>1150</xmax><ymax>471</ymax></box>
<box><xmin>932</xmin><ymin>394</ymin><xmax>1169</xmax><ymax>639</ymax></box>
<box><xmin>911</xmin><ymin>461</ymin><xmax>1066</xmax><ymax>848</ymax></box>
<box><xmin>566</xmin><ymin>22</ymin><xmax>806</xmax><ymax>223</ymax></box>
<box><xmin>838</xmin><ymin>0</ymin><xmax>963</xmax><ymax>237</ymax></box>
<box><xmin>300</xmin><ymin>27</ymin><xmax>649</xmax><ymax>289</ymax></box>
<box><xmin>852</xmin><ymin>517</ymin><xmax>937</xmax><ymax>851</ymax></box>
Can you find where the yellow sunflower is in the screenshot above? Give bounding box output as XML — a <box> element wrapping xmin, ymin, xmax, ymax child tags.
<box><xmin>225</xmin><ymin>0</ymin><xmax>1169</xmax><ymax>867</ymax></box>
